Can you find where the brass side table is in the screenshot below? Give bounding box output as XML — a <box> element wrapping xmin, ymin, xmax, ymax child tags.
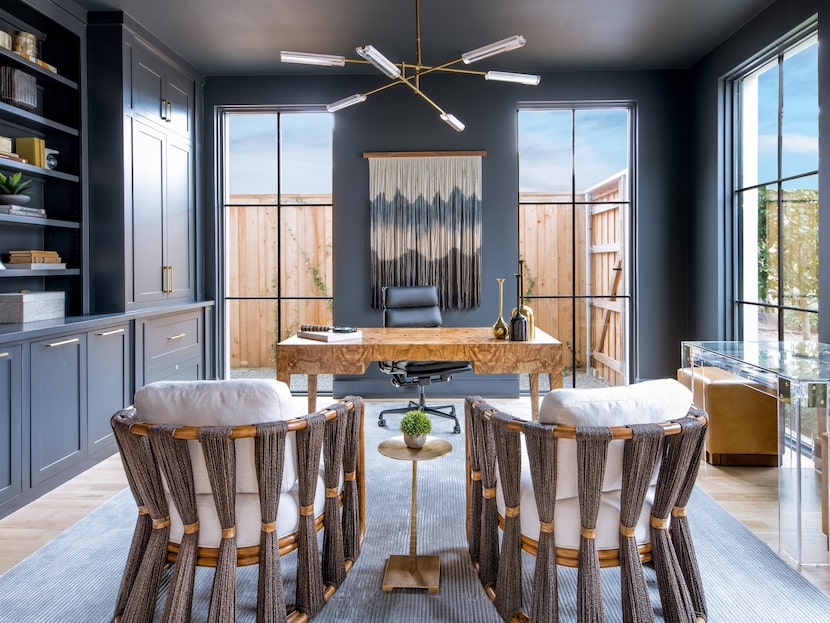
<box><xmin>377</xmin><ymin>436</ymin><xmax>452</xmax><ymax>593</ymax></box>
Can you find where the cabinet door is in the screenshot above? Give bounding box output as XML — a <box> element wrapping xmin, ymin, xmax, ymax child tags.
<box><xmin>131</xmin><ymin>42</ymin><xmax>167</xmax><ymax>127</ymax></box>
<box><xmin>30</xmin><ymin>334</ymin><xmax>86</xmax><ymax>487</ymax></box>
<box><xmin>165</xmin><ymin>136</ymin><xmax>195</xmax><ymax>302</ymax></box>
<box><xmin>87</xmin><ymin>325</ymin><xmax>131</xmax><ymax>454</ymax></box>
<box><xmin>165</xmin><ymin>65</ymin><xmax>194</xmax><ymax>139</ymax></box>
<box><xmin>131</xmin><ymin>119</ymin><xmax>167</xmax><ymax>304</ymax></box>
<box><xmin>0</xmin><ymin>345</ymin><xmax>22</xmax><ymax>506</ymax></box>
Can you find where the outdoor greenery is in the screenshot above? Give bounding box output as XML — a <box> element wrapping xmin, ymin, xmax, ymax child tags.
<box><xmin>757</xmin><ymin>187</ymin><xmax>818</xmax><ymax>338</ymax></box>
<box><xmin>400</xmin><ymin>409</ymin><xmax>432</xmax><ymax>437</ymax></box>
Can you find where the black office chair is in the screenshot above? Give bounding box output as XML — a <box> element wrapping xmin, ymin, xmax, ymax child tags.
<box><xmin>377</xmin><ymin>285</ymin><xmax>472</xmax><ymax>434</ymax></box>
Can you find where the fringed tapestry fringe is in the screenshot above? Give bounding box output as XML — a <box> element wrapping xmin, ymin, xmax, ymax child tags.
<box><xmin>369</xmin><ymin>155</ymin><xmax>482</xmax><ymax>310</ymax></box>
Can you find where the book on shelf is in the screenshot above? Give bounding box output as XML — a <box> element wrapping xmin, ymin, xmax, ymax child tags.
<box><xmin>9</xmin><ymin>249</ymin><xmax>60</xmax><ymax>257</ymax></box>
<box><xmin>296</xmin><ymin>329</ymin><xmax>363</xmax><ymax>342</ymax></box>
<box><xmin>14</xmin><ymin>136</ymin><xmax>45</xmax><ymax>167</ymax></box>
<box><xmin>3</xmin><ymin>262</ymin><xmax>66</xmax><ymax>270</ymax></box>
<box><xmin>0</xmin><ymin>151</ymin><xmax>27</xmax><ymax>163</ymax></box>
<box><xmin>0</xmin><ymin>205</ymin><xmax>45</xmax><ymax>217</ymax></box>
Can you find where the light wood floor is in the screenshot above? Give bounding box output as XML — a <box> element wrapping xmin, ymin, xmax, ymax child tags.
<box><xmin>2</xmin><ymin>403</ymin><xmax>829</xmax><ymax>601</ymax></box>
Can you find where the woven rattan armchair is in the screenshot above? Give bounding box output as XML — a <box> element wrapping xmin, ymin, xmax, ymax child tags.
<box><xmin>465</xmin><ymin>379</ymin><xmax>709</xmax><ymax>623</ymax></box>
<box><xmin>110</xmin><ymin>379</ymin><xmax>365</xmax><ymax>623</ymax></box>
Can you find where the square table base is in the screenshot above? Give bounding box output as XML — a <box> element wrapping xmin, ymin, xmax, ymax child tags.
<box><xmin>381</xmin><ymin>555</ymin><xmax>440</xmax><ymax>592</ymax></box>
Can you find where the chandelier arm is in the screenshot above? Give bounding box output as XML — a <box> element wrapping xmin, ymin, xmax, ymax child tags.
<box><xmin>363</xmin><ymin>80</ymin><xmax>406</xmax><ymax>98</ymax></box>
<box><xmin>410</xmin><ymin>66</ymin><xmax>488</xmax><ymax>77</ymax></box>
<box><xmin>415</xmin><ymin>0</ymin><xmax>422</xmax><ymax>68</ymax></box>
<box><xmin>396</xmin><ymin>75</ymin><xmax>446</xmax><ymax>115</ymax></box>
<box><xmin>343</xmin><ymin>58</ymin><xmax>372</xmax><ymax>66</ymax></box>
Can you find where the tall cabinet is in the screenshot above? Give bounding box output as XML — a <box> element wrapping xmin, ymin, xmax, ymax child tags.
<box><xmin>87</xmin><ymin>12</ymin><xmax>199</xmax><ymax>312</ymax></box>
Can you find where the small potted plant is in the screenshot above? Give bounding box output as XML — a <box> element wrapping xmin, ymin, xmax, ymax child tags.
<box><xmin>400</xmin><ymin>409</ymin><xmax>432</xmax><ymax>449</ymax></box>
<box><xmin>0</xmin><ymin>170</ymin><xmax>31</xmax><ymax>205</ymax></box>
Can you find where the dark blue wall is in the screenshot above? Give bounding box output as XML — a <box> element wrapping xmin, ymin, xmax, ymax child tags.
<box><xmin>687</xmin><ymin>0</ymin><xmax>828</xmax><ymax>341</ymax></box>
<box><xmin>204</xmin><ymin>68</ymin><xmax>691</xmax><ymax>397</ymax></box>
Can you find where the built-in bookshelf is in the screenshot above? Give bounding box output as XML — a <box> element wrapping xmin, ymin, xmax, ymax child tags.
<box><xmin>0</xmin><ymin>0</ymin><xmax>82</xmax><ymax>315</ymax></box>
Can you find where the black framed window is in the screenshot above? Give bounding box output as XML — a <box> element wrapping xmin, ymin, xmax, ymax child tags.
<box><xmin>220</xmin><ymin>109</ymin><xmax>333</xmax><ymax>377</ymax></box>
<box><xmin>518</xmin><ymin>104</ymin><xmax>634</xmax><ymax>387</ymax></box>
<box><xmin>730</xmin><ymin>25</ymin><xmax>819</xmax><ymax>342</ymax></box>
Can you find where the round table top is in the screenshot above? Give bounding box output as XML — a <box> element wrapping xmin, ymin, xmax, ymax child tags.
<box><xmin>377</xmin><ymin>436</ymin><xmax>452</xmax><ymax>461</ymax></box>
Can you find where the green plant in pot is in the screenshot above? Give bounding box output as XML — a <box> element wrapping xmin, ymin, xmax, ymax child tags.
<box><xmin>400</xmin><ymin>409</ymin><xmax>432</xmax><ymax>449</ymax></box>
<box><xmin>0</xmin><ymin>171</ymin><xmax>31</xmax><ymax>205</ymax></box>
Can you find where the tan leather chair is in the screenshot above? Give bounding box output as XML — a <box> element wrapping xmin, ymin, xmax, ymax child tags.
<box><xmin>677</xmin><ymin>366</ymin><xmax>779</xmax><ymax>466</ymax></box>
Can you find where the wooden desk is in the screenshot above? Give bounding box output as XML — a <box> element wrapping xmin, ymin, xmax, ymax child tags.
<box><xmin>276</xmin><ymin>327</ymin><xmax>562</xmax><ymax>420</ymax></box>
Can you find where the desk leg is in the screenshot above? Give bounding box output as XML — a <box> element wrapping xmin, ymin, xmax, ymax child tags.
<box><xmin>382</xmin><ymin>460</ymin><xmax>440</xmax><ymax>592</ymax></box>
<box><xmin>307</xmin><ymin>374</ymin><xmax>318</xmax><ymax>413</ymax></box>
<box><xmin>530</xmin><ymin>373</ymin><xmax>540</xmax><ymax>421</ymax></box>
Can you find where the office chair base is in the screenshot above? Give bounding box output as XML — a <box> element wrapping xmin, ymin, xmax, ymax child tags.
<box><xmin>378</xmin><ymin>400</ymin><xmax>461</xmax><ymax>434</ymax></box>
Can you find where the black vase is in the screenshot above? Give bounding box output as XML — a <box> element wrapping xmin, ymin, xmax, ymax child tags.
<box><xmin>509</xmin><ymin>273</ymin><xmax>528</xmax><ymax>341</ymax></box>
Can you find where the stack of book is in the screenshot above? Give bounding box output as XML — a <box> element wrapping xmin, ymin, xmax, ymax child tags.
<box><xmin>0</xmin><ymin>204</ymin><xmax>45</xmax><ymax>218</ymax></box>
<box><xmin>5</xmin><ymin>249</ymin><xmax>65</xmax><ymax>269</ymax></box>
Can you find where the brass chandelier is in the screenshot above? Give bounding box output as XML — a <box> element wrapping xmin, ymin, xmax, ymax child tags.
<box><xmin>280</xmin><ymin>0</ymin><xmax>540</xmax><ymax>131</ymax></box>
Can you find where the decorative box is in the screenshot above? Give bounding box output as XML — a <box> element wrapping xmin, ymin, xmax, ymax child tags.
<box><xmin>0</xmin><ymin>291</ymin><xmax>64</xmax><ymax>323</ymax></box>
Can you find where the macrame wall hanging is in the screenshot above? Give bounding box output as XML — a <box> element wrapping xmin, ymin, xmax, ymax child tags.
<box><xmin>366</xmin><ymin>151</ymin><xmax>484</xmax><ymax>310</ymax></box>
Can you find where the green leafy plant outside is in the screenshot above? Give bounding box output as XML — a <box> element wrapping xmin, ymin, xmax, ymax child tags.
<box><xmin>400</xmin><ymin>409</ymin><xmax>432</xmax><ymax>437</ymax></box>
<box><xmin>0</xmin><ymin>171</ymin><xmax>31</xmax><ymax>195</ymax></box>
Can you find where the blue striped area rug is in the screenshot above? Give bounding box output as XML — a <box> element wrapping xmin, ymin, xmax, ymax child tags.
<box><xmin>1</xmin><ymin>400</ymin><xmax>829</xmax><ymax>622</ymax></box>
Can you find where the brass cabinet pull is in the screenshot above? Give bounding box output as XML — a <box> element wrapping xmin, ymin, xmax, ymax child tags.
<box><xmin>0</xmin><ymin>352</ymin><xmax>9</xmax><ymax>358</ymax></box>
<box><xmin>98</xmin><ymin>328</ymin><xmax>126</xmax><ymax>336</ymax></box>
<box><xmin>46</xmin><ymin>337</ymin><xmax>80</xmax><ymax>348</ymax></box>
<box><xmin>163</xmin><ymin>265</ymin><xmax>174</xmax><ymax>293</ymax></box>
<box><xmin>167</xmin><ymin>333</ymin><xmax>186</xmax><ymax>341</ymax></box>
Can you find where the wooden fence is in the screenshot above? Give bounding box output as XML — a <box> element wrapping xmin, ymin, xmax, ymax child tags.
<box><xmin>227</xmin><ymin>194</ymin><xmax>333</xmax><ymax>368</ymax></box>
<box><xmin>228</xmin><ymin>175</ymin><xmax>628</xmax><ymax>382</ymax></box>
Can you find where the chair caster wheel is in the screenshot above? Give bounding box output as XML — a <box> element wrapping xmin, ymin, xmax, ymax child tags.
<box><xmin>378</xmin><ymin>419</ymin><xmax>386</xmax><ymax>427</ymax></box>
<box><xmin>453</xmin><ymin>425</ymin><xmax>461</xmax><ymax>434</ymax></box>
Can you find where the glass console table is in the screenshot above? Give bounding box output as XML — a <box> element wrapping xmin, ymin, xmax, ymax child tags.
<box><xmin>682</xmin><ymin>341</ymin><xmax>830</xmax><ymax>566</ymax></box>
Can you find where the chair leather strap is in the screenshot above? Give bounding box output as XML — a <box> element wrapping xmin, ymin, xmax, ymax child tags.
<box><xmin>619</xmin><ymin>523</ymin><xmax>636</xmax><ymax>538</ymax></box>
<box><xmin>182</xmin><ymin>521</ymin><xmax>200</xmax><ymax>535</ymax></box>
<box><xmin>152</xmin><ymin>516</ymin><xmax>171</xmax><ymax>530</ymax></box>
<box><xmin>650</xmin><ymin>516</ymin><xmax>670</xmax><ymax>530</ymax></box>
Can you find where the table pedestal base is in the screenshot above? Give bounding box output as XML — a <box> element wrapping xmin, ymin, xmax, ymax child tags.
<box><xmin>381</xmin><ymin>554</ymin><xmax>440</xmax><ymax>592</ymax></box>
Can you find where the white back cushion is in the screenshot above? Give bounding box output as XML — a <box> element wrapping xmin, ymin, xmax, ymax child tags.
<box><xmin>539</xmin><ymin>378</ymin><xmax>693</xmax><ymax>427</ymax></box>
<box><xmin>538</xmin><ymin>379</ymin><xmax>693</xmax><ymax>499</ymax></box>
<box><xmin>134</xmin><ymin>379</ymin><xmax>298</xmax><ymax>494</ymax></box>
